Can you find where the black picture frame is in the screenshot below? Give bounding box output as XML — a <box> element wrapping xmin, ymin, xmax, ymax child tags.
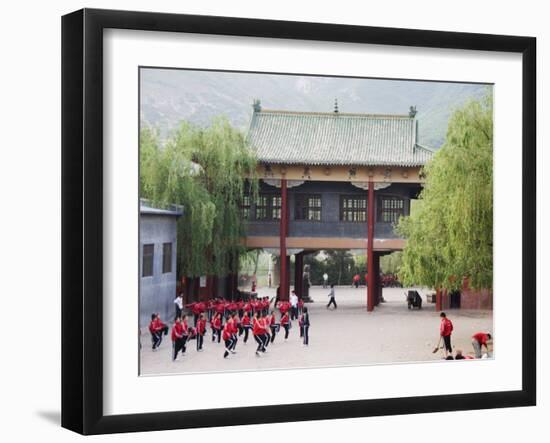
<box><xmin>61</xmin><ymin>8</ymin><xmax>536</xmax><ymax>435</ymax></box>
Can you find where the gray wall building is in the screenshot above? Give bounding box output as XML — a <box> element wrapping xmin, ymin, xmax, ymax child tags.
<box><xmin>139</xmin><ymin>201</ymin><xmax>182</xmax><ymax>328</ymax></box>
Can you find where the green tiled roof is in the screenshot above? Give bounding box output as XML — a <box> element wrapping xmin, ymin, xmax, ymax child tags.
<box><xmin>247</xmin><ymin>109</ymin><xmax>433</xmax><ymax>167</ymax></box>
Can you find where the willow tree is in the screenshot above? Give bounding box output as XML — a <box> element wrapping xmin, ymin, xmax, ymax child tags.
<box><xmin>397</xmin><ymin>94</ymin><xmax>493</xmax><ymax>290</ymax></box>
<box><xmin>140</xmin><ymin>117</ymin><xmax>258</xmax><ymax>278</ymax></box>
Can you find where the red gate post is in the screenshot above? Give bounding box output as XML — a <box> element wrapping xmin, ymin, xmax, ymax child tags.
<box><xmin>435</xmin><ymin>288</ymin><xmax>442</xmax><ymax>311</ymax></box>
<box><xmin>367</xmin><ymin>180</ymin><xmax>375</xmax><ymax>312</ymax></box>
<box><xmin>295</xmin><ymin>252</ymin><xmax>303</xmax><ymax>298</ymax></box>
<box><xmin>279</xmin><ymin>179</ymin><xmax>288</xmax><ymax>301</ymax></box>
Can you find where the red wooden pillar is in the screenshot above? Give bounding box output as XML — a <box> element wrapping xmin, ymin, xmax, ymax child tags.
<box><xmin>295</xmin><ymin>253</ymin><xmax>303</xmax><ymax>298</ymax></box>
<box><xmin>435</xmin><ymin>288</ymin><xmax>442</xmax><ymax>311</ymax></box>
<box><xmin>373</xmin><ymin>252</ymin><xmax>381</xmax><ymax>306</ymax></box>
<box><xmin>279</xmin><ymin>179</ymin><xmax>289</xmax><ymax>300</ymax></box>
<box><xmin>367</xmin><ymin>180</ymin><xmax>375</xmax><ymax>311</ymax></box>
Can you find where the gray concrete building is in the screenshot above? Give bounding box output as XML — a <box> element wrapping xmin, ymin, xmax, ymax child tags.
<box><xmin>139</xmin><ymin>200</ymin><xmax>182</xmax><ymax>327</ymax></box>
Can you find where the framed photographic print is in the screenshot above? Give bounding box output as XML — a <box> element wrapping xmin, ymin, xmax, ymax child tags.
<box><xmin>61</xmin><ymin>8</ymin><xmax>536</xmax><ymax>435</ymax></box>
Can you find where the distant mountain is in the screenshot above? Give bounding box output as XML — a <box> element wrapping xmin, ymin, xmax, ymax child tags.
<box><xmin>140</xmin><ymin>69</ymin><xmax>489</xmax><ymax>149</ymax></box>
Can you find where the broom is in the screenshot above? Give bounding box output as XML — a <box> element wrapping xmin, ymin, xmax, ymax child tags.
<box><xmin>432</xmin><ymin>336</ymin><xmax>442</xmax><ymax>353</ymax></box>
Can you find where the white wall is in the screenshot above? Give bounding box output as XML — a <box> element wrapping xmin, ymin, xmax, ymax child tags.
<box><xmin>0</xmin><ymin>0</ymin><xmax>546</xmax><ymax>441</ymax></box>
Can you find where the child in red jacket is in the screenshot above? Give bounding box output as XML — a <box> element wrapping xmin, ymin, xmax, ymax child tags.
<box><xmin>196</xmin><ymin>313</ymin><xmax>207</xmax><ymax>351</ymax></box>
<box><xmin>222</xmin><ymin>317</ymin><xmax>237</xmax><ymax>358</ymax></box>
<box><xmin>171</xmin><ymin>318</ymin><xmax>186</xmax><ymax>361</ymax></box>
<box><xmin>268</xmin><ymin>311</ymin><xmax>280</xmax><ymax>343</ymax></box>
<box><xmin>280</xmin><ymin>310</ymin><xmax>290</xmax><ymax>340</ymax></box>
<box><xmin>149</xmin><ymin>313</ymin><xmax>168</xmax><ymax>350</ymax></box>
<box><xmin>241</xmin><ymin>312</ymin><xmax>251</xmax><ymax>343</ymax></box>
<box><xmin>439</xmin><ymin>312</ymin><xmax>454</xmax><ymax>358</ymax></box>
<box><xmin>211</xmin><ymin>313</ymin><xmax>222</xmax><ymax>343</ymax></box>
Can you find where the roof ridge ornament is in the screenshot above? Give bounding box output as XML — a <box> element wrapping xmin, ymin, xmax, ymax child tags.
<box><xmin>334</xmin><ymin>98</ymin><xmax>339</xmax><ymax>114</ymax></box>
<box><xmin>409</xmin><ymin>105</ymin><xmax>417</xmax><ymax>118</ymax></box>
<box><xmin>253</xmin><ymin>99</ymin><xmax>262</xmax><ymax>113</ymax></box>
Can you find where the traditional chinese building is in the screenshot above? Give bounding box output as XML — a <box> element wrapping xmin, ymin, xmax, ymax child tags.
<box><xmin>243</xmin><ymin>100</ymin><xmax>433</xmax><ymax>311</ymax></box>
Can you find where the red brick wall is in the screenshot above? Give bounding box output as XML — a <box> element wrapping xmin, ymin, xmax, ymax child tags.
<box><xmin>461</xmin><ymin>278</ymin><xmax>493</xmax><ymax>309</ymax></box>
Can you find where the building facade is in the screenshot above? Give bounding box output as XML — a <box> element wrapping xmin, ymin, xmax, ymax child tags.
<box><xmin>244</xmin><ymin>101</ymin><xmax>433</xmax><ymax>310</ymax></box>
<box><xmin>139</xmin><ymin>201</ymin><xmax>182</xmax><ymax>327</ymax></box>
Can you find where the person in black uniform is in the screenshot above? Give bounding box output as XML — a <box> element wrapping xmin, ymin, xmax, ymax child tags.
<box><xmin>302</xmin><ymin>307</ymin><xmax>310</xmax><ymax>346</ymax></box>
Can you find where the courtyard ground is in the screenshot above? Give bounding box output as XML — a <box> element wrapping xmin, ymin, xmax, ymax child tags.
<box><xmin>139</xmin><ymin>286</ymin><xmax>493</xmax><ymax>376</ymax></box>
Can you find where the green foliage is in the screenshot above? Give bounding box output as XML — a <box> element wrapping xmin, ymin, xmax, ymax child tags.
<box><xmin>397</xmin><ymin>93</ymin><xmax>493</xmax><ymax>290</ymax></box>
<box><xmin>140</xmin><ymin>117</ymin><xmax>258</xmax><ymax>278</ymax></box>
<box><xmin>380</xmin><ymin>251</ymin><xmax>403</xmax><ymax>275</ymax></box>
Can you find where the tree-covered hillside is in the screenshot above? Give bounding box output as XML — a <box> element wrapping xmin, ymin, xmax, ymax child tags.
<box><xmin>140</xmin><ymin>69</ymin><xmax>489</xmax><ymax>149</ymax></box>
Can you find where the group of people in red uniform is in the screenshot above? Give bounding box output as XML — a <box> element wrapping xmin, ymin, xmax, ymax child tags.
<box><xmin>148</xmin><ymin>293</ymin><xmax>311</xmax><ymax>361</ymax></box>
<box><xmin>437</xmin><ymin>312</ymin><xmax>493</xmax><ymax>360</ymax></box>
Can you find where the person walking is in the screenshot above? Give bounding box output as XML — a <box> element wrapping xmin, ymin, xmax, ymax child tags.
<box><xmin>323</xmin><ymin>272</ymin><xmax>328</xmax><ymax>288</ymax></box>
<box><xmin>472</xmin><ymin>332</ymin><xmax>492</xmax><ymax>358</ymax></box>
<box><xmin>326</xmin><ymin>284</ymin><xmax>337</xmax><ymax>309</ymax></box>
<box><xmin>437</xmin><ymin>312</ymin><xmax>454</xmax><ymax>358</ymax></box>
<box><xmin>302</xmin><ymin>307</ymin><xmax>310</xmax><ymax>346</ymax></box>
<box><xmin>173</xmin><ymin>294</ymin><xmax>184</xmax><ymax>321</ymax></box>
<box><xmin>290</xmin><ymin>290</ymin><xmax>299</xmax><ymax>320</ymax></box>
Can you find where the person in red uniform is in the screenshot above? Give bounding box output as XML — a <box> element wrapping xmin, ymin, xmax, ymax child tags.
<box><xmin>212</xmin><ymin>313</ymin><xmax>223</xmax><ymax>343</ymax></box>
<box><xmin>280</xmin><ymin>310</ymin><xmax>290</xmax><ymax>340</ymax></box>
<box><xmin>439</xmin><ymin>312</ymin><xmax>454</xmax><ymax>358</ymax></box>
<box><xmin>230</xmin><ymin>313</ymin><xmax>240</xmax><ymax>351</ymax></box>
<box><xmin>196</xmin><ymin>313</ymin><xmax>207</xmax><ymax>351</ymax></box>
<box><xmin>222</xmin><ymin>317</ymin><xmax>237</xmax><ymax>358</ymax></box>
<box><xmin>171</xmin><ymin>317</ymin><xmax>186</xmax><ymax>361</ymax></box>
<box><xmin>352</xmin><ymin>274</ymin><xmax>360</xmax><ymax>288</ymax></box>
<box><xmin>268</xmin><ymin>311</ymin><xmax>280</xmax><ymax>343</ymax></box>
<box><xmin>241</xmin><ymin>311</ymin><xmax>251</xmax><ymax>343</ymax></box>
<box><xmin>148</xmin><ymin>313</ymin><xmax>168</xmax><ymax>350</ymax></box>
<box><xmin>252</xmin><ymin>312</ymin><xmax>267</xmax><ymax>356</ymax></box>
<box><xmin>472</xmin><ymin>332</ymin><xmax>492</xmax><ymax>358</ymax></box>
<box><xmin>261</xmin><ymin>312</ymin><xmax>271</xmax><ymax>347</ymax></box>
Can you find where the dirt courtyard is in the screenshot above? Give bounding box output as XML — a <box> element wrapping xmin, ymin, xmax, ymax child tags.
<box><xmin>139</xmin><ymin>286</ymin><xmax>493</xmax><ymax>376</ymax></box>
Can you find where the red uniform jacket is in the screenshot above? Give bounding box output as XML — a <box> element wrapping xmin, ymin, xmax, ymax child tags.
<box><xmin>222</xmin><ymin>322</ymin><xmax>233</xmax><ymax>341</ymax></box>
<box><xmin>196</xmin><ymin>318</ymin><xmax>207</xmax><ymax>335</ymax></box>
<box><xmin>280</xmin><ymin>313</ymin><xmax>289</xmax><ymax>326</ymax></box>
<box><xmin>171</xmin><ymin>322</ymin><xmax>185</xmax><ymax>341</ymax></box>
<box><xmin>472</xmin><ymin>332</ymin><xmax>489</xmax><ymax>345</ymax></box>
<box><xmin>440</xmin><ymin>318</ymin><xmax>453</xmax><ymax>337</ymax></box>
<box><xmin>242</xmin><ymin>315</ymin><xmax>251</xmax><ymax>326</ymax></box>
<box><xmin>149</xmin><ymin>317</ymin><xmax>166</xmax><ymax>334</ymax></box>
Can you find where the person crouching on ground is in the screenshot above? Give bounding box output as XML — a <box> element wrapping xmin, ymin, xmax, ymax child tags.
<box><xmin>302</xmin><ymin>307</ymin><xmax>310</xmax><ymax>346</ymax></box>
<box><xmin>149</xmin><ymin>313</ymin><xmax>168</xmax><ymax>351</ymax></box>
<box><xmin>439</xmin><ymin>312</ymin><xmax>454</xmax><ymax>358</ymax></box>
<box><xmin>196</xmin><ymin>313</ymin><xmax>206</xmax><ymax>352</ymax></box>
<box><xmin>171</xmin><ymin>317</ymin><xmax>186</xmax><ymax>361</ymax></box>
<box><xmin>472</xmin><ymin>332</ymin><xmax>492</xmax><ymax>358</ymax></box>
<box><xmin>222</xmin><ymin>316</ymin><xmax>237</xmax><ymax>358</ymax></box>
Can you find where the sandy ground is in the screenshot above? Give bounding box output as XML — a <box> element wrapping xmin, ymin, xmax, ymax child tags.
<box><xmin>139</xmin><ymin>286</ymin><xmax>493</xmax><ymax>376</ymax></box>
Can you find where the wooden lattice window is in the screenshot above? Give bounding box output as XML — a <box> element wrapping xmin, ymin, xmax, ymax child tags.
<box><xmin>378</xmin><ymin>196</ymin><xmax>405</xmax><ymax>223</ymax></box>
<box><xmin>256</xmin><ymin>194</ymin><xmax>281</xmax><ymax>220</ymax></box>
<box><xmin>295</xmin><ymin>194</ymin><xmax>322</xmax><ymax>221</ymax></box>
<box><xmin>340</xmin><ymin>196</ymin><xmax>367</xmax><ymax>222</ymax></box>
